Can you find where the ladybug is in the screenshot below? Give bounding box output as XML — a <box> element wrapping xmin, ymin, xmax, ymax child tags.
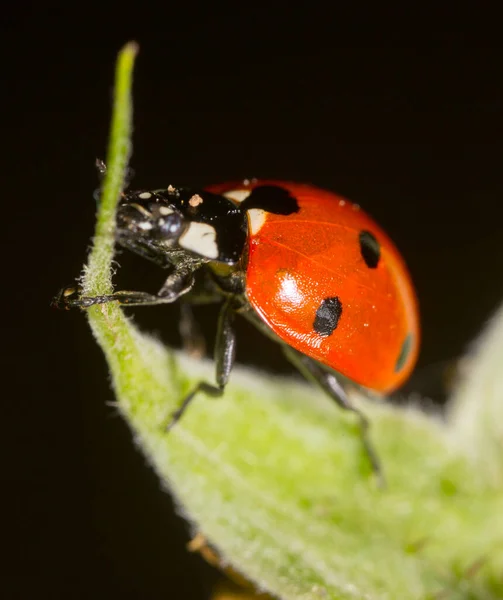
<box><xmin>58</xmin><ymin>179</ymin><xmax>420</xmax><ymax>477</ymax></box>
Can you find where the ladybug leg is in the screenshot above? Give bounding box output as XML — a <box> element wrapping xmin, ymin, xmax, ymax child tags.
<box><xmin>53</xmin><ymin>264</ymin><xmax>198</xmax><ymax>310</ymax></box>
<box><xmin>282</xmin><ymin>346</ymin><xmax>384</xmax><ymax>485</ymax></box>
<box><xmin>166</xmin><ymin>299</ymin><xmax>236</xmax><ymax>431</ymax></box>
<box><xmin>53</xmin><ymin>287</ymin><xmax>183</xmax><ymax>309</ymax></box>
<box><xmin>178</xmin><ymin>303</ymin><xmax>206</xmax><ymax>359</ymax></box>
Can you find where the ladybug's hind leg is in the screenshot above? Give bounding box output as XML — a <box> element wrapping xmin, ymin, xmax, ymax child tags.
<box><xmin>166</xmin><ymin>299</ymin><xmax>236</xmax><ymax>430</ymax></box>
<box><xmin>282</xmin><ymin>346</ymin><xmax>384</xmax><ymax>486</ymax></box>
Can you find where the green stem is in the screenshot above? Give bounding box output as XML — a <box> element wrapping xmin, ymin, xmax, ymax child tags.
<box><xmin>82</xmin><ymin>41</ymin><xmax>138</xmax><ymax>297</ymax></box>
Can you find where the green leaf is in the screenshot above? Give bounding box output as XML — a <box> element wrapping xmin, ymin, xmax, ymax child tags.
<box><xmin>448</xmin><ymin>302</ymin><xmax>503</xmax><ymax>487</ymax></box>
<box><xmin>77</xmin><ymin>43</ymin><xmax>503</xmax><ymax>599</ymax></box>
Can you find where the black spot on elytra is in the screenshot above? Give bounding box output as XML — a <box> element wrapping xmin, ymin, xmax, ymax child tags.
<box><xmin>359</xmin><ymin>230</ymin><xmax>381</xmax><ymax>269</ymax></box>
<box><xmin>395</xmin><ymin>333</ymin><xmax>413</xmax><ymax>372</ymax></box>
<box><xmin>313</xmin><ymin>297</ymin><xmax>343</xmax><ymax>337</ymax></box>
<box><xmin>241</xmin><ymin>185</ymin><xmax>300</xmax><ymax>215</ymax></box>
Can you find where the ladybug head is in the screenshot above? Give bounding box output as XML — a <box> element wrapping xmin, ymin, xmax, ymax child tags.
<box><xmin>116</xmin><ymin>190</ymin><xmax>188</xmax><ymax>249</ymax></box>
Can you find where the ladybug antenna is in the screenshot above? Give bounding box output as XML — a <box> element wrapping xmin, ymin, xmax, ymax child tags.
<box><xmin>95</xmin><ymin>157</ymin><xmax>107</xmax><ymax>179</ymax></box>
<box><xmin>93</xmin><ymin>158</ymin><xmax>135</xmax><ymax>205</ymax></box>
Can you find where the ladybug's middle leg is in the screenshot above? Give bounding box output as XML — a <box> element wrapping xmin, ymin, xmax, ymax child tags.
<box><xmin>166</xmin><ymin>298</ymin><xmax>236</xmax><ymax>431</ymax></box>
<box><xmin>282</xmin><ymin>345</ymin><xmax>384</xmax><ymax>485</ymax></box>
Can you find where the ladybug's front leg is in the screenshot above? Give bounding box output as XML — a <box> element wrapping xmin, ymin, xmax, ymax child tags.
<box><xmin>52</xmin><ymin>264</ymin><xmax>198</xmax><ymax>310</ymax></box>
<box><xmin>282</xmin><ymin>346</ymin><xmax>384</xmax><ymax>486</ymax></box>
<box><xmin>166</xmin><ymin>299</ymin><xmax>236</xmax><ymax>431</ymax></box>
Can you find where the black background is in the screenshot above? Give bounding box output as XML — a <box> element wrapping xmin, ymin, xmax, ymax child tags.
<box><xmin>4</xmin><ymin>4</ymin><xmax>503</xmax><ymax>599</ymax></box>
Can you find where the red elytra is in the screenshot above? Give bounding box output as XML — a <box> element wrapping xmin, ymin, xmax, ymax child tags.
<box><xmin>207</xmin><ymin>180</ymin><xmax>420</xmax><ymax>394</ymax></box>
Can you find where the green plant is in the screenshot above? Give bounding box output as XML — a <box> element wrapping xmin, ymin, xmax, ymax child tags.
<box><xmin>74</xmin><ymin>42</ymin><xmax>503</xmax><ymax>599</ymax></box>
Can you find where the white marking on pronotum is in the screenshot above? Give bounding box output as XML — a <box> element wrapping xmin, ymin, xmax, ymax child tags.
<box><xmin>223</xmin><ymin>189</ymin><xmax>252</xmax><ymax>204</ymax></box>
<box><xmin>138</xmin><ymin>192</ymin><xmax>153</xmax><ymax>199</ymax></box>
<box><xmin>247</xmin><ymin>208</ymin><xmax>267</xmax><ymax>234</ymax></box>
<box><xmin>179</xmin><ymin>222</ymin><xmax>218</xmax><ymax>259</ymax></box>
<box><xmin>159</xmin><ymin>206</ymin><xmax>174</xmax><ymax>216</ymax></box>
